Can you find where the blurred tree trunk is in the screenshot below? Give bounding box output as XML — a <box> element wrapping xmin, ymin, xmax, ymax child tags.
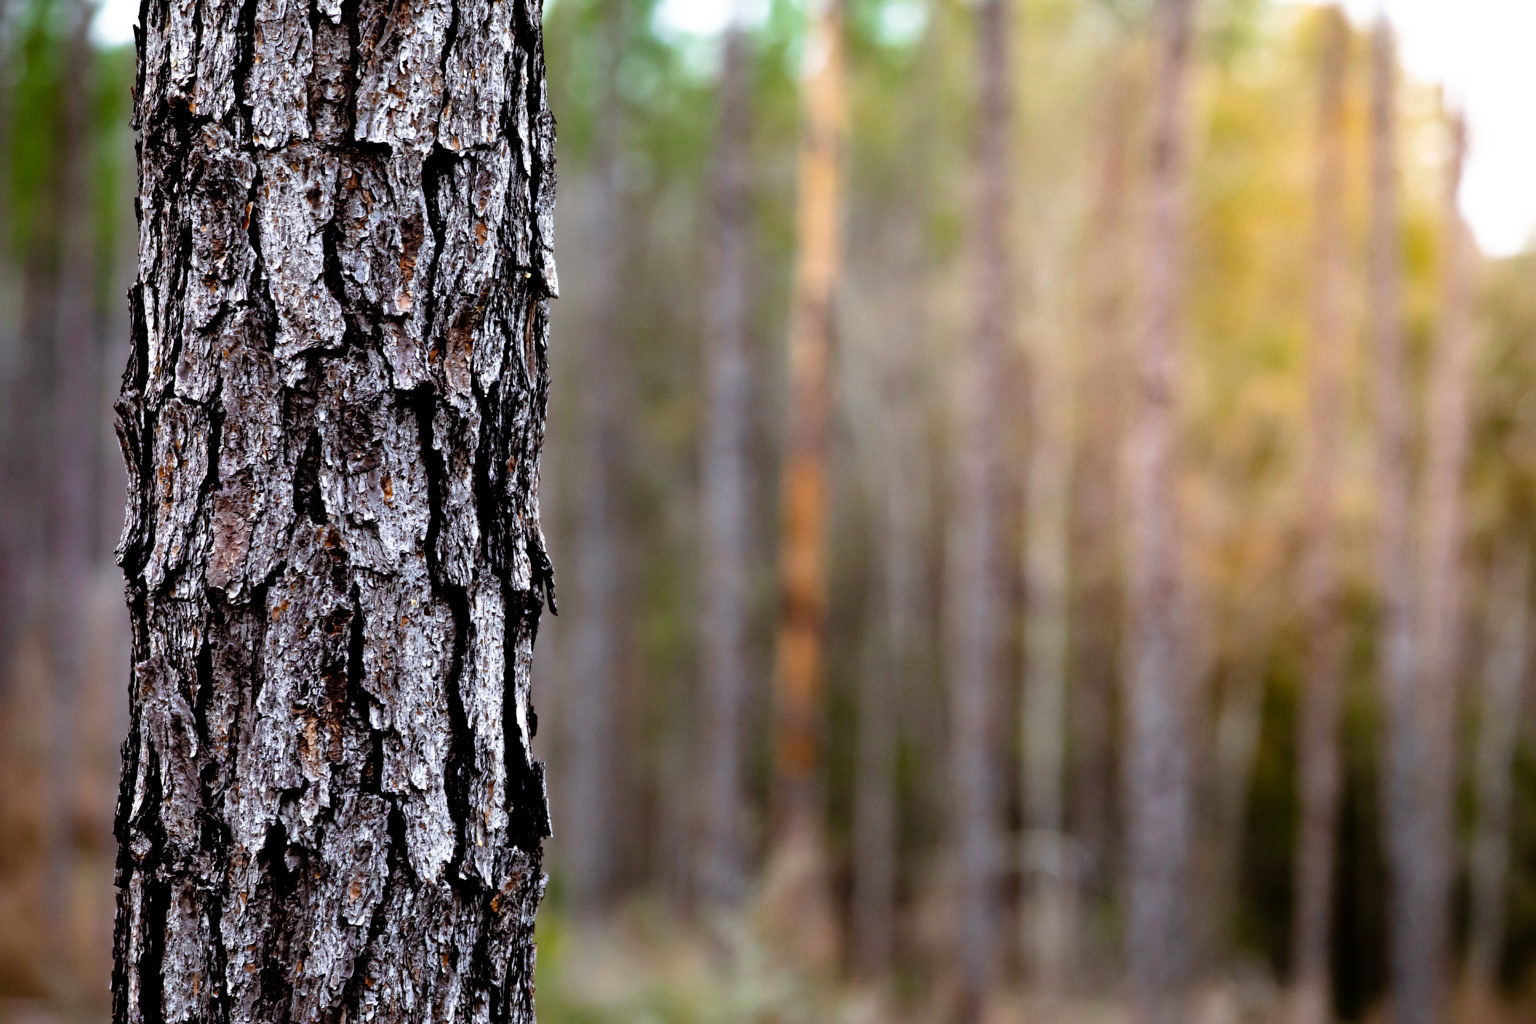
<box><xmin>1369</xmin><ymin>20</ymin><xmax>1434</xmax><ymax>1024</ymax></box>
<box><xmin>1</xmin><ymin>5</ymin><xmax>67</xmax><ymax>688</ymax></box>
<box><xmin>1125</xmin><ymin>1</ymin><xmax>1195</xmax><ymax>1021</ymax></box>
<box><xmin>1023</xmin><ymin>209</ymin><xmax>1075</xmax><ymax>995</ymax></box>
<box><xmin>1466</xmin><ymin>543</ymin><xmax>1530</xmax><ymax>1007</ymax></box>
<box><xmin>851</xmin><ymin>265</ymin><xmax>926</xmax><ymax>981</ymax></box>
<box><xmin>0</xmin><ymin>1</ymin><xmax>15</xmax><ymax>678</ymax></box>
<box><xmin>948</xmin><ymin>0</ymin><xmax>1012</xmax><ymax>1014</ymax></box>
<box><xmin>1409</xmin><ymin>103</ymin><xmax>1475</xmax><ymax>1024</ymax></box>
<box><xmin>1072</xmin><ymin>52</ymin><xmax>1132</xmax><ymax>946</ymax></box>
<box><xmin>1201</xmin><ymin>628</ymin><xmax>1267</xmax><ymax>967</ymax></box>
<box><xmin>765</xmin><ymin>0</ymin><xmax>844</xmax><ymax>955</ymax></box>
<box><xmin>698</xmin><ymin>3</ymin><xmax>755</xmax><ymax>911</ymax></box>
<box><xmin>567</xmin><ymin>0</ymin><xmax>630</xmax><ymax>917</ymax></box>
<box><xmin>46</xmin><ymin>0</ymin><xmax>100</xmax><ymax>989</ymax></box>
<box><xmin>113</xmin><ymin>3</ymin><xmax>556</xmax><ymax>1020</ymax></box>
<box><xmin>1290</xmin><ymin>11</ymin><xmax>1349</xmax><ymax>1024</ymax></box>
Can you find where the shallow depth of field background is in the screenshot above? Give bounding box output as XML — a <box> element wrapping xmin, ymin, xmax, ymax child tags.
<box><xmin>5</xmin><ymin>0</ymin><xmax>1536</xmax><ymax>1021</ymax></box>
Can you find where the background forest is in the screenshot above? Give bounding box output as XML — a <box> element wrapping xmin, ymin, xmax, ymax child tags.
<box><xmin>3</xmin><ymin>0</ymin><xmax>1536</xmax><ymax>1021</ymax></box>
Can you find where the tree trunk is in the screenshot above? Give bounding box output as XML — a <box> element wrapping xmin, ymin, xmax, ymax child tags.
<box><xmin>948</xmin><ymin>0</ymin><xmax>1012</xmax><ymax>1014</ymax></box>
<box><xmin>47</xmin><ymin>0</ymin><xmax>103</xmax><ymax>991</ymax></box>
<box><xmin>772</xmin><ymin>0</ymin><xmax>844</xmax><ymax>838</ymax></box>
<box><xmin>1071</xmin><ymin>53</ymin><xmax>1132</xmax><ymax>946</ymax></box>
<box><xmin>698</xmin><ymin>3</ymin><xmax>755</xmax><ymax>911</ymax></box>
<box><xmin>565</xmin><ymin>0</ymin><xmax>629</xmax><ymax>917</ymax></box>
<box><xmin>851</xmin><ymin>274</ymin><xmax>925</xmax><ymax>981</ymax></box>
<box><xmin>1125</xmin><ymin>1</ymin><xmax>1195</xmax><ymax>1021</ymax></box>
<box><xmin>1022</xmin><ymin>202</ymin><xmax>1076</xmax><ymax>995</ymax></box>
<box><xmin>1409</xmin><ymin>102</ymin><xmax>1476</xmax><ymax>1024</ymax></box>
<box><xmin>1369</xmin><ymin>20</ymin><xmax>1432</xmax><ymax>1024</ymax></box>
<box><xmin>1466</xmin><ymin>543</ymin><xmax>1530</xmax><ymax>1004</ymax></box>
<box><xmin>763</xmin><ymin>0</ymin><xmax>846</xmax><ymax>956</ymax></box>
<box><xmin>1290</xmin><ymin>11</ymin><xmax>1349</xmax><ymax>1024</ymax></box>
<box><xmin>113</xmin><ymin>3</ymin><xmax>557</xmax><ymax>1021</ymax></box>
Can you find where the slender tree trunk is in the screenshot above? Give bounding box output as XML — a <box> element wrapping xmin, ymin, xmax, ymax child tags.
<box><xmin>851</xmin><ymin>287</ymin><xmax>924</xmax><ymax>981</ymax></box>
<box><xmin>1203</xmin><ymin>635</ymin><xmax>1267</xmax><ymax>968</ymax></box>
<box><xmin>1072</xmin><ymin>54</ymin><xmax>1132</xmax><ymax>940</ymax></box>
<box><xmin>1125</xmin><ymin>1</ymin><xmax>1195</xmax><ymax>1021</ymax></box>
<box><xmin>769</xmin><ymin>0</ymin><xmax>844</xmax><ymax>866</ymax></box>
<box><xmin>1290</xmin><ymin>12</ymin><xmax>1350</xmax><ymax>1023</ymax></box>
<box><xmin>1369</xmin><ymin>20</ymin><xmax>1433</xmax><ymax>1024</ymax></box>
<box><xmin>1466</xmin><ymin>543</ymin><xmax>1530</xmax><ymax>1006</ymax></box>
<box><xmin>698</xmin><ymin>3</ymin><xmax>755</xmax><ymax>911</ymax></box>
<box><xmin>0</xmin><ymin>0</ymin><xmax>17</xmax><ymax>681</ymax></box>
<box><xmin>113</xmin><ymin>3</ymin><xmax>557</xmax><ymax>1021</ymax></box>
<box><xmin>1023</xmin><ymin>223</ymin><xmax>1076</xmax><ymax>995</ymax></box>
<box><xmin>1409</xmin><ymin>103</ymin><xmax>1476</xmax><ymax>1024</ymax></box>
<box><xmin>948</xmin><ymin>0</ymin><xmax>1012</xmax><ymax>1014</ymax></box>
<box><xmin>566</xmin><ymin>0</ymin><xmax>629</xmax><ymax>917</ymax></box>
<box><xmin>47</xmin><ymin>0</ymin><xmax>102</xmax><ymax>991</ymax></box>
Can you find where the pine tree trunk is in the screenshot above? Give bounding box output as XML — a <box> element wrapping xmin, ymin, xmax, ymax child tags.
<box><xmin>47</xmin><ymin>0</ymin><xmax>103</xmax><ymax>989</ymax></box>
<box><xmin>774</xmin><ymin>0</ymin><xmax>847</xmax><ymax>902</ymax></box>
<box><xmin>566</xmin><ymin>0</ymin><xmax>629</xmax><ymax>917</ymax></box>
<box><xmin>113</xmin><ymin>3</ymin><xmax>557</xmax><ymax>1021</ymax></box>
<box><xmin>1369</xmin><ymin>20</ymin><xmax>1431</xmax><ymax>1024</ymax></box>
<box><xmin>1290</xmin><ymin>11</ymin><xmax>1349</xmax><ymax>1023</ymax></box>
<box><xmin>761</xmin><ymin>0</ymin><xmax>845</xmax><ymax>965</ymax></box>
<box><xmin>1022</xmin><ymin>215</ymin><xmax>1076</xmax><ymax>995</ymax></box>
<box><xmin>1125</xmin><ymin>1</ymin><xmax>1195</xmax><ymax>1021</ymax></box>
<box><xmin>1071</xmin><ymin>54</ymin><xmax>1132</xmax><ymax>942</ymax></box>
<box><xmin>1410</xmin><ymin>103</ymin><xmax>1475</xmax><ymax>1024</ymax></box>
<box><xmin>851</xmin><ymin>289</ymin><xmax>924</xmax><ymax>981</ymax></box>
<box><xmin>949</xmin><ymin>0</ymin><xmax>1012</xmax><ymax>1013</ymax></box>
<box><xmin>698</xmin><ymin>5</ymin><xmax>754</xmax><ymax>910</ymax></box>
<box><xmin>1466</xmin><ymin>543</ymin><xmax>1530</xmax><ymax>1002</ymax></box>
<box><xmin>772</xmin><ymin>0</ymin><xmax>844</xmax><ymax>840</ymax></box>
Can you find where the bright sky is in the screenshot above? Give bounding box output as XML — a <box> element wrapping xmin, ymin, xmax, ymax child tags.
<box><xmin>1329</xmin><ymin>0</ymin><xmax>1536</xmax><ymax>256</ymax></box>
<box><xmin>91</xmin><ymin>0</ymin><xmax>1536</xmax><ymax>256</ymax></box>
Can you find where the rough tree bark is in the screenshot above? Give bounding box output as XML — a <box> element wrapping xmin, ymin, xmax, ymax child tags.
<box><xmin>1368</xmin><ymin>20</ymin><xmax>1431</xmax><ymax>1024</ymax></box>
<box><xmin>1410</xmin><ymin>103</ymin><xmax>1475</xmax><ymax>1024</ymax></box>
<box><xmin>1290</xmin><ymin>11</ymin><xmax>1349</xmax><ymax>1024</ymax></box>
<box><xmin>948</xmin><ymin>0</ymin><xmax>1012</xmax><ymax>1014</ymax></box>
<box><xmin>113</xmin><ymin>2</ymin><xmax>557</xmax><ymax>1022</ymax></box>
<box><xmin>1467</xmin><ymin>542</ymin><xmax>1530</xmax><ymax>1005</ymax></box>
<box><xmin>698</xmin><ymin>0</ymin><xmax>755</xmax><ymax>910</ymax></box>
<box><xmin>1125</xmin><ymin>1</ymin><xmax>1195</xmax><ymax>1022</ymax></box>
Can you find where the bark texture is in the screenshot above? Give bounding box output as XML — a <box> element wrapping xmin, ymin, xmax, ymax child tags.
<box><xmin>113</xmin><ymin>2</ymin><xmax>557</xmax><ymax>1021</ymax></box>
<box><xmin>1125</xmin><ymin>1</ymin><xmax>1195</xmax><ymax>1021</ymax></box>
<box><xmin>1290</xmin><ymin>11</ymin><xmax>1349</xmax><ymax>1023</ymax></box>
<box><xmin>948</xmin><ymin>0</ymin><xmax>1012</xmax><ymax>1012</ymax></box>
<box><xmin>698</xmin><ymin>4</ymin><xmax>755</xmax><ymax>910</ymax></box>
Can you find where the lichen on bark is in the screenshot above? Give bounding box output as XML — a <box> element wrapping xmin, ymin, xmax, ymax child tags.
<box><xmin>113</xmin><ymin>2</ymin><xmax>557</xmax><ymax>1022</ymax></box>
